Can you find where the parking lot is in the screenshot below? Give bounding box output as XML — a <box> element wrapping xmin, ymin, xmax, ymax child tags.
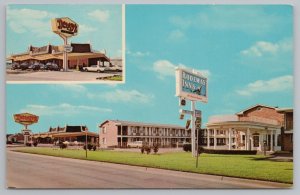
<box><xmin>6</xmin><ymin>69</ymin><xmax>123</xmax><ymax>82</ymax></box>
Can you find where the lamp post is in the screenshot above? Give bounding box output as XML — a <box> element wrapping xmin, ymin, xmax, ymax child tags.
<box><xmin>85</xmin><ymin>127</ymin><xmax>88</xmax><ymax>158</ymax></box>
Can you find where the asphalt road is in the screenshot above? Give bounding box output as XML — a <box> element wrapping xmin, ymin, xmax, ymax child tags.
<box><xmin>6</xmin><ymin>150</ymin><xmax>291</xmax><ymax>189</ymax></box>
<box><xmin>6</xmin><ymin>70</ymin><xmax>122</xmax><ymax>82</ymax></box>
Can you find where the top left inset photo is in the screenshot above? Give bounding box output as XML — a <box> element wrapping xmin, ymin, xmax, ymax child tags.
<box><xmin>6</xmin><ymin>4</ymin><xmax>124</xmax><ymax>83</ymax></box>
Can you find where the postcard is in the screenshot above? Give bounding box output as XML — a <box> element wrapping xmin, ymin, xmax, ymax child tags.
<box><xmin>6</xmin><ymin>4</ymin><xmax>293</xmax><ymax>189</ymax></box>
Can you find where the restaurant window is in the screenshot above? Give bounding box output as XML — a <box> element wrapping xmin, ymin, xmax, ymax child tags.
<box><xmin>102</xmin><ymin>127</ymin><xmax>107</xmax><ymax>134</ymax></box>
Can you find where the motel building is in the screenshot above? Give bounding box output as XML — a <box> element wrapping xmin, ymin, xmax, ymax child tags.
<box><xmin>202</xmin><ymin>104</ymin><xmax>292</xmax><ymax>152</ymax></box>
<box><xmin>7</xmin><ymin>43</ymin><xmax>111</xmax><ymax>69</ymax></box>
<box><xmin>99</xmin><ymin>120</ymin><xmax>191</xmax><ymax>148</ymax></box>
<box><xmin>32</xmin><ymin>125</ymin><xmax>98</xmax><ymax>145</ymax></box>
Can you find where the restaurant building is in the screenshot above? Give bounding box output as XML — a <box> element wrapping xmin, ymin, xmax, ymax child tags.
<box><xmin>7</xmin><ymin>43</ymin><xmax>110</xmax><ymax>69</ymax></box>
<box><xmin>203</xmin><ymin>104</ymin><xmax>286</xmax><ymax>152</ymax></box>
<box><xmin>99</xmin><ymin>120</ymin><xmax>191</xmax><ymax>148</ymax></box>
<box><xmin>32</xmin><ymin>125</ymin><xmax>98</xmax><ymax>144</ymax></box>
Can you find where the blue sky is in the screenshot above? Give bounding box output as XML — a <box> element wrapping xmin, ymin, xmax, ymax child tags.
<box><xmin>7</xmin><ymin>5</ymin><xmax>293</xmax><ymax>134</ymax></box>
<box><xmin>6</xmin><ymin>4</ymin><xmax>122</xmax><ymax>58</ymax></box>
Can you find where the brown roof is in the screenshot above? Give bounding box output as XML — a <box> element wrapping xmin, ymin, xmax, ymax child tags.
<box><xmin>100</xmin><ymin>120</ymin><xmax>185</xmax><ymax>129</ymax></box>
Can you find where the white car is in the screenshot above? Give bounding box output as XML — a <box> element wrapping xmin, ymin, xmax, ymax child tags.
<box><xmin>83</xmin><ymin>65</ymin><xmax>106</xmax><ymax>73</ymax></box>
<box><xmin>109</xmin><ymin>66</ymin><xmax>122</xmax><ymax>72</ymax></box>
<box><xmin>127</xmin><ymin>141</ymin><xmax>143</xmax><ymax>148</ymax></box>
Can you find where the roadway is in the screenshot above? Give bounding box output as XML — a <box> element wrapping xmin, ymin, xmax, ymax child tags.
<box><xmin>6</xmin><ymin>150</ymin><xmax>291</xmax><ymax>189</ymax></box>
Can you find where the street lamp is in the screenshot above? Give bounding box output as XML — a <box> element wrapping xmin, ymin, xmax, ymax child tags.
<box><xmin>85</xmin><ymin>127</ymin><xmax>88</xmax><ymax>158</ymax></box>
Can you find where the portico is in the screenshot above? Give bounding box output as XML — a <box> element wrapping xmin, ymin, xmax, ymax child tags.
<box><xmin>206</xmin><ymin>121</ymin><xmax>280</xmax><ymax>151</ymax></box>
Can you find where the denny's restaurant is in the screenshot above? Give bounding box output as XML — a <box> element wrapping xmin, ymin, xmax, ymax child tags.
<box><xmin>7</xmin><ymin>43</ymin><xmax>110</xmax><ymax>69</ymax></box>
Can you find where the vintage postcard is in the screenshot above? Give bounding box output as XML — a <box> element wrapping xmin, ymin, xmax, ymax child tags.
<box><xmin>6</xmin><ymin>4</ymin><xmax>124</xmax><ymax>83</ymax></box>
<box><xmin>6</xmin><ymin>4</ymin><xmax>293</xmax><ymax>189</ymax></box>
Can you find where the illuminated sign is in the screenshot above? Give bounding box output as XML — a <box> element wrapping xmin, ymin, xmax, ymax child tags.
<box><xmin>13</xmin><ymin>113</ymin><xmax>39</xmax><ymax>125</ymax></box>
<box><xmin>51</xmin><ymin>17</ymin><xmax>78</xmax><ymax>38</ymax></box>
<box><xmin>176</xmin><ymin>68</ymin><xmax>208</xmax><ymax>103</ymax></box>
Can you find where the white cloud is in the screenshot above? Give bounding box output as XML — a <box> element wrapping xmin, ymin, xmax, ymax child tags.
<box><xmin>167</xmin><ymin>29</ymin><xmax>186</xmax><ymax>41</ymax></box>
<box><xmin>153</xmin><ymin>60</ymin><xmax>211</xmax><ymax>79</ymax></box>
<box><xmin>79</xmin><ymin>24</ymin><xmax>97</xmax><ymax>34</ymax></box>
<box><xmin>241</xmin><ymin>39</ymin><xmax>292</xmax><ymax>57</ymax></box>
<box><xmin>87</xmin><ymin>89</ymin><xmax>154</xmax><ymax>104</ymax></box>
<box><xmin>88</xmin><ymin>10</ymin><xmax>110</xmax><ymax>22</ymax></box>
<box><xmin>7</xmin><ymin>7</ymin><xmax>58</xmax><ymax>37</ymax></box>
<box><xmin>169</xmin><ymin>7</ymin><xmax>289</xmax><ymax>35</ymax></box>
<box><xmin>127</xmin><ymin>50</ymin><xmax>150</xmax><ymax>57</ymax></box>
<box><xmin>20</xmin><ymin>103</ymin><xmax>112</xmax><ymax>116</ymax></box>
<box><xmin>236</xmin><ymin>75</ymin><xmax>293</xmax><ymax>96</ymax></box>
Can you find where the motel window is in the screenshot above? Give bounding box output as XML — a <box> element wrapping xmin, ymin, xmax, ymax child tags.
<box><xmin>253</xmin><ymin>135</ymin><xmax>259</xmax><ymax>147</ymax></box>
<box><xmin>102</xmin><ymin>138</ymin><xmax>106</xmax><ymax>144</ymax></box>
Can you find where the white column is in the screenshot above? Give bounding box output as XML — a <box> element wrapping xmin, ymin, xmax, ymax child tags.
<box><xmin>275</xmin><ymin>131</ymin><xmax>278</xmax><ymax>149</ymax></box>
<box><xmin>270</xmin><ymin>130</ymin><xmax>274</xmax><ymax>151</ymax></box>
<box><xmin>214</xmin><ymin>129</ymin><xmax>217</xmax><ymax>149</ymax></box>
<box><xmin>207</xmin><ymin>129</ymin><xmax>210</xmax><ymax>148</ymax></box>
<box><xmin>228</xmin><ymin>128</ymin><xmax>232</xmax><ymax>150</ymax></box>
<box><xmin>247</xmin><ymin>128</ymin><xmax>250</xmax><ymax>151</ymax></box>
<box><xmin>225</xmin><ymin>130</ymin><xmax>228</xmax><ymax>145</ymax></box>
<box><xmin>259</xmin><ymin>134</ymin><xmax>263</xmax><ymax>151</ymax></box>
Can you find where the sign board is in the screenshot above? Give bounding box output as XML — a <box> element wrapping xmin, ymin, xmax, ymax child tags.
<box><xmin>63</xmin><ymin>45</ymin><xmax>73</xmax><ymax>52</ymax></box>
<box><xmin>14</xmin><ymin>113</ymin><xmax>39</xmax><ymax>125</ymax></box>
<box><xmin>176</xmin><ymin>68</ymin><xmax>208</xmax><ymax>103</ymax></box>
<box><xmin>51</xmin><ymin>17</ymin><xmax>78</xmax><ymax>38</ymax></box>
<box><xmin>179</xmin><ymin>109</ymin><xmax>201</xmax><ymax>117</ymax></box>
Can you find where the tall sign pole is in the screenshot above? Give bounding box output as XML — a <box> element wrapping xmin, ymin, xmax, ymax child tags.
<box><xmin>176</xmin><ymin>68</ymin><xmax>208</xmax><ymax>157</ymax></box>
<box><xmin>13</xmin><ymin>113</ymin><xmax>39</xmax><ymax>145</ymax></box>
<box><xmin>51</xmin><ymin>17</ymin><xmax>78</xmax><ymax>72</ymax></box>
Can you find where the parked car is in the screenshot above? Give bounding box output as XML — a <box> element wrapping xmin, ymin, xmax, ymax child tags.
<box><xmin>40</xmin><ymin>64</ymin><xmax>48</xmax><ymax>70</ymax></box>
<box><xmin>20</xmin><ymin>62</ymin><xmax>30</xmax><ymax>70</ymax></box>
<box><xmin>28</xmin><ymin>62</ymin><xmax>42</xmax><ymax>71</ymax></box>
<box><xmin>108</xmin><ymin>65</ymin><xmax>122</xmax><ymax>72</ymax></box>
<box><xmin>127</xmin><ymin>141</ymin><xmax>144</xmax><ymax>148</ymax></box>
<box><xmin>11</xmin><ymin>62</ymin><xmax>20</xmax><ymax>70</ymax></box>
<box><xmin>46</xmin><ymin>62</ymin><xmax>60</xmax><ymax>71</ymax></box>
<box><xmin>83</xmin><ymin>65</ymin><xmax>107</xmax><ymax>73</ymax></box>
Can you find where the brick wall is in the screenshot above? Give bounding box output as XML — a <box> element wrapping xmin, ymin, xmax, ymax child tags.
<box><xmin>238</xmin><ymin>106</ymin><xmax>284</xmax><ymax>125</ymax></box>
<box><xmin>99</xmin><ymin>121</ymin><xmax>118</xmax><ymax>148</ymax></box>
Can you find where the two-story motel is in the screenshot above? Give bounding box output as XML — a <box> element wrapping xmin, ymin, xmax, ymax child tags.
<box><xmin>99</xmin><ymin>105</ymin><xmax>293</xmax><ymax>152</ymax></box>
<box><xmin>99</xmin><ymin>120</ymin><xmax>191</xmax><ymax>148</ymax></box>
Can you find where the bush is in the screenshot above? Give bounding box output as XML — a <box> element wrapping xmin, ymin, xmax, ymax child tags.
<box><xmin>93</xmin><ymin>145</ymin><xmax>97</xmax><ymax>151</ymax></box>
<box><xmin>183</xmin><ymin>143</ymin><xmax>191</xmax><ymax>152</ymax></box>
<box><xmin>203</xmin><ymin>149</ymin><xmax>257</xmax><ymax>155</ymax></box>
<box><xmin>153</xmin><ymin>143</ymin><xmax>159</xmax><ymax>154</ymax></box>
<box><xmin>33</xmin><ymin>142</ymin><xmax>38</xmax><ymax>147</ymax></box>
<box><xmin>141</xmin><ymin>147</ymin><xmax>145</xmax><ymax>154</ymax></box>
<box><xmin>145</xmin><ymin>145</ymin><xmax>151</xmax><ymax>154</ymax></box>
<box><xmin>26</xmin><ymin>143</ymin><xmax>32</xmax><ymax>147</ymax></box>
<box><xmin>59</xmin><ymin>143</ymin><xmax>67</xmax><ymax>149</ymax></box>
<box><xmin>83</xmin><ymin>143</ymin><xmax>94</xmax><ymax>151</ymax></box>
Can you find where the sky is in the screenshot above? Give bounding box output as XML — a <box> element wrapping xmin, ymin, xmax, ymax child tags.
<box><xmin>6</xmin><ymin>4</ymin><xmax>122</xmax><ymax>58</ymax></box>
<box><xmin>6</xmin><ymin>5</ymin><xmax>293</xmax><ymax>134</ymax></box>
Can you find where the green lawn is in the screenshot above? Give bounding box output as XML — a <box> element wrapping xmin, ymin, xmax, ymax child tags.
<box><xmin>105</xmin><ymin>75</ymin><xmax>122</xmax><ymax>81</ymax></box>
<box><xmin>13</xmin><ymin>147</ymin><xmax>293</xmax><ymax>184</ymax></box>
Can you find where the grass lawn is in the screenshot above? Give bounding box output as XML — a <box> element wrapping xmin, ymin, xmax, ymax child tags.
<box><xmin>105</xmin><ymin>75</ymin><xmax>122</xmax><ymax>81</ymax></box>
<box><xmin>13</xmin><ymin>147</ymin><xmax>293</xmax><ymax>184</ymax></box>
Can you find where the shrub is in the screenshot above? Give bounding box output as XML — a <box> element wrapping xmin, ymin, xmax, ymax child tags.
<box><xmin>183</xmin><ymin>143</ymin><xmax>191</xmax><ymax>152</ymax></box>
<box><xmin>6</xmin><ymin>141</ymin><xmax>13</xmax><ymax>144</ymax></box>
<box><xmin>153</xmin><ymin>143</ymin><xmax>159</xmax><ymax>154</ymax></box>
<box><xmin>93</xmin><ymin>145</ymin><xmax>97</xmax><ymax>151</ymax></box>
<box><xmin>198</xmin><ymin>146</ymin><xmax>204</xmax><ymax>154</ymax></box>
<box><xmin>88</xmin><ymin>143</ymin><xmax>93</xmax><ymax>151</ymax></box>
<box><xmin>203</xmin><ymin>149</ymin><xmax>257</xmax><ymax>155</ymax></box>
<box><xmin>145</xmin><ymin>145</ymin><xmax>151</xmax><ymax>154</ymax></box>
<box><xmin>26</xmin><ymin>143</ymin><xmax>32</xmax><ymax>147</ymax></box>
<box><xmin>141</xmin><ymin>147</ymin><xmax>145</xmax><ymax>154</ymax></box>
<box><xmin>59</xmin><ymin>143</ymin><xmax>67</xmax><ymax>149</ymax></box>
<box><xmin>33</xmin><ymin>142</ymin><xmax>38</xmax><ymax>147</ymax></box>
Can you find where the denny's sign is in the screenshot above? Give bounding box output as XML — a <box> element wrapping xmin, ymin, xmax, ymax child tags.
<box><xmin>51</xmin><ymin>17</ymin><xmax>78</xmax><ymax>38</ymax></box>
<box><xmin>13</xmin><ymin>113</ymin><xmax>39</xmax><ymax>126</ymax></box>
